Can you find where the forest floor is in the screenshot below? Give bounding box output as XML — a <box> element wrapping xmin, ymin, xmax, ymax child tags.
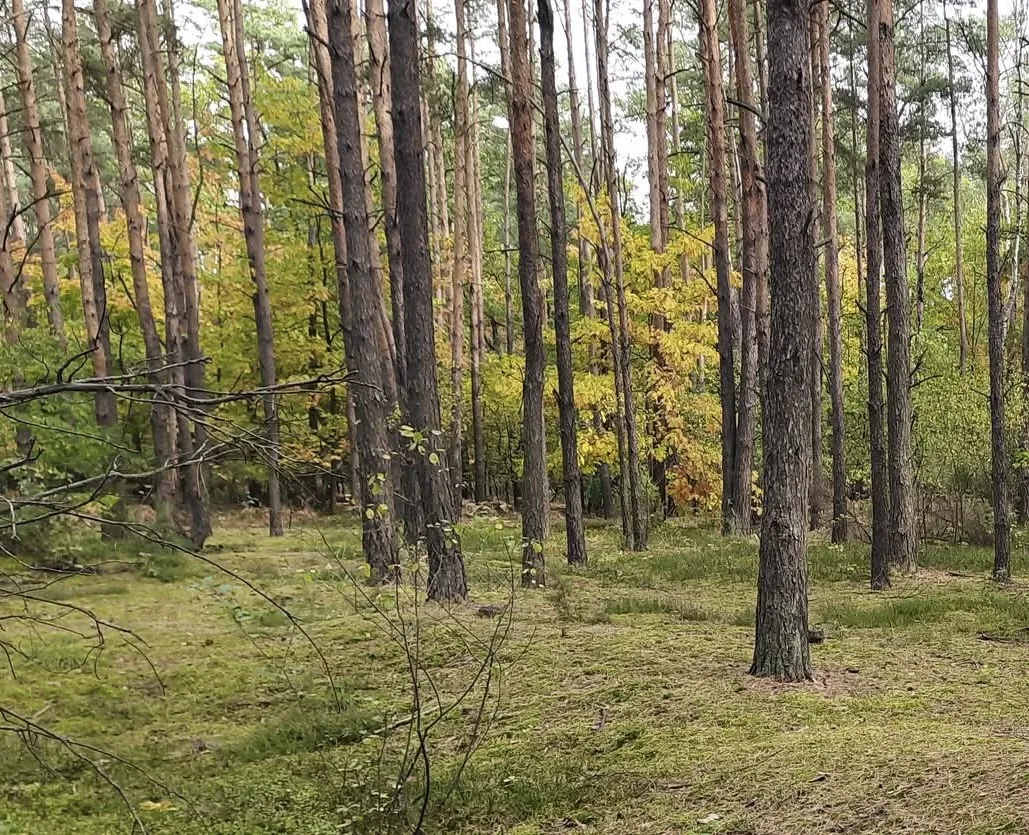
<box><xmin>2</xmin><ymin>512</ymin><xmax>1029</xmax><ymax>834</ymax></box>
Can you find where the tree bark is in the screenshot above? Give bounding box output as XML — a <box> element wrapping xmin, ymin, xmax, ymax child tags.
<box><xmin>986</xmin><ymin>0</ymin><xmax>1011</xmax><ymax>580</ymax></box>
<box><xmin>509</xmin><ymin>0</ymin><xmax>549</xmax><ymax>585</ymax></box>
<box><xmin>0</xmin><ymin>90</ymin><xmax>24</xmax><ymax>246</ymax></box>
<box><xmin>216</xmin><ymin>0</ymin><xmax>284</xmax><ymax>536</ymax></box>
<box><xmin>878</xmin><ymin>0</ymin><xmax>917</xmax><ymax>572</ymax></box>
<box><xmin>388</xmin><ymin>0</ymin><xmax>468</xmax><ymax>601</ymax></box>
<box><xmin>95</xmin><ymin>0</ymin><xmax>177</xmax><ymax>516</ymax></box>
<box><xmin>866</xmin><ymin>0</ymin><xmax>890</xmax><ymax>590</ymax></box>
<box><xmin>597</xmin><ymin>0</ymin><xmax>646</xmax><ymax>548</ymax></box>
<box><xmin>136</xmin><ymin>0</ymin><xmax>211</xmax><ymax>547</ymax></box>
<box><xmin>751</xmin><ymin>0</ymin><xmax>814</xmax><ymax>682</ymax></box>
<box><xmin>62</xmin><ymin>0</ymin><xmax>117</xmax><ymax>427</ymax></box>
<box><xmin>326</xmin><ymin>0</ymin><xmax>400</xmax><ymax>580</ymax></box>
<box><xmin>539</xmin><ymin>0</ymin><xmax>587</xmax><ymax>566</ymax></box>
<box><xmin>816</xmin><ymin>0</ymin><xmax>846</xmax><ymax>543</ymax></box>
<box><xmin>11</xmin><ymin>0</ymin><xmax>65</xmax><ymax>348</ymax></box>
<box><xmin>699</xmin><ymin>0</ymin><xmax>737</xmax><ymax>536</ymax></box>
<box><xmin>727</xmin><ymin>0</ymin><xmax>765</xmax><ymax>535</ymax></box>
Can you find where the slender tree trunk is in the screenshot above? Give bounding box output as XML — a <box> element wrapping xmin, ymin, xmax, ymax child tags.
<box><xmin>879</xmin><ymin>0</ymin><xmax>917</xmax><ymax>572</ymax></box>
<box><xmin>944</xmin><ymin>3</ymin><xmax>969</xmax><ymax>372</ymax></box>
<box><xmin>751</xmin><ymin>0</ymin><xmax>814</xmax><ymax>682</ymax></box>
<box><xmin>388</xmin><ymin>0</ymin><xmax>468</xmax><ymax>600</ymax></box>
<box><xmin>808</xmin><ymin>12</ymin><xmax>824</xmax><ymax>531</ymax></box>
<box><xmin>0</xmin><ymin>91</ymin><xmax>24</xmax><ymax>246</ymax></box>
<box><xmin>449</xmin><ymin>0</ymin><xmax>471</xmax><ymax>506</ymax></box>
<box><xmin>597</xmin><ymin>0</ymin><xmax>646</xmax><ymax>548</ymax></box>
<box><xmin>216</xmin><ymin>0</ymin><xmax>283</xmax><ymax>536</ymax></box>
<box><xmin>508</xmin><ymin>0</ymin><xmax>549</xmax><ymax>585</ymax></box>
<box><xmin>327</xmin><ymin>0</ymin><xmax>400</xmax><ymax>579</ymax></box>
<box><xmin>866</xmin><ymin>0</ymin><xmax>890</xmax><ymax>590</ymax></box>
<box><xmin>816</xmin><ymin>0</ymin><xmax>846</xmax><ymax>542</ymax></box>
<box><xmin>986</xmin><ymin>0</ymin><xmax>1011</xmax><ymax>580</ymax></box>
<box><xmin>539</xmin><ymin>0</ymin><xmax>587</xmax><ymax>566</ymax></box>
<box><xmin>699</xmin><ymin>0</ymin><xmax>736</xmax><ymax>535</ymax></box>
<box><xmin>62</xmin><ymin>0</ymin><xmax>117</xmax><ymax>427</ymax></box>
<box><xmin>468</xmin><ymin>51</ymin><xmax>488</xmax><ymax>504</ymax></box>
<box><xmin>137</xmin><ymin>0</ymin><xmax>211</xmax><ymax>547</ymax></box>
<box><xmin>727</xmin><ymin>0</ymin><xmax>765</xmax><ymax>535</ymax></box>
<box><xmin>12</xmin><ymin>0</ymin><xmax>65</xmax><ymax>348</ymax></box>
<box><xmin>95</xmin><ymin>0</ymin><xmax>177</xmax><ymax>516</ymax></box>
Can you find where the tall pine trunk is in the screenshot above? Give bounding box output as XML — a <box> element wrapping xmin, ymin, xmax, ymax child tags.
<box><xmin>539</xmin><ymin>0</ymin><xmax>587</xmax><ymax>566</ymax></box>
<box><xmin>944</xmin><ymin>3</ymin><xmax>969</xmax><ymax>372</ymax></box>
<box><xmin>817</xmin><ymin>0</ymin><xmax>846</xmax><ymax>542</ymax></box>
<box><xmin>388</xmin><ymin>0</ymin><xmax>468</xmax><ymax>601</ymax></box>
<box><xmin>986</xmin><ymin>0</ymin><xmax>1011</xmax><ymax>580</ymax></box>
<box><xmin>727</xmin><ymin>0</ymin><xmax>765</xmax><ymax>535</ymax></box>
<box><xmin>62</xmin><ymin>0</ymin><xmax>117</xmax><ymax>427</ymax></box>
<box><xmin>866</xmin><ymin>0</ymin><xmax>890</xmax><ymax>589</ymax></box>
<box><xmin>699</xmin><ymin>0</ymin><xmax>736</xmax><ymax>535</ymax></box>
<box><xmin>328</xmin><ymin>0</ymin><xmax>400</xmax><ymax>580</ymax></box>
<box><xmin>216</xmin><ymin>0</ymin><xmax>284</xmax><ymax>536</ymax></box>
<box><xmin>95</xmin><ymin>0</ymin><xmax>177</xmax><ymax>516</ymax></box>
<box><xmin>751</xmin><ymin>0</ymin><xmax>814</xmax><ymax>682</ymax></box>
<box><xmin>12</xmin><ymin>0</ymin><xmax>65</xmax><ymax>347</ymax></box>
<box><xmin>508</xmin><ymin>0</ymin><xmax>549</xmax><ymax>585</ymax></box>
<box><xmin>878</xmin><ymin>0</ymin><xmax>917</xmax><ymax>572</ymax></box>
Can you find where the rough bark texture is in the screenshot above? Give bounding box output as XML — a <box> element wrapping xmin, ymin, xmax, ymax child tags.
<box><xmin>816</xmin><ymin>0</ymin><xmax>846</xmax><ymax>543</ymax></box>
<box><xmin>700</xmin><ymin>0</ymin><xmax>737</xmax><ymax>536</ymax></box>
<box><xmin>727</xmin><ymin>0</ymin><xmax>765</xmax><ymax>535</ymax></box>
<box><xmin>509</xmin><ymin>0</ymin><xmax>549</xmax><ymax>586</ymax></box>
<box><xmin>866</xmin><ymin>0</ymin><xmax>890</xmax><ymax>590</ymax></box>
<box><xmin>751</xmin><ymin>0</ymin><xmax>814</xmax><ymax>682</ymax></box>
<box><xmin>388</xmin><ymin>0</ymin><xmax>468</xmax><ymax>601</ymax></box>
<box><xmin>878</xmin><ymin>0</ymin><xmax>917</xmax><ymax>573</ymax></box>
<box><xmin>539</xmin><ymin>0</ymin><xmax>587</xmax><ymax>567</ymax></box>
<box><xmin>95</xmin><ymin>0</ymin><xmax>177</xmax><ymax>515</ymax></box>
<box><xmin>63</xmin><ymin>0</ymin><xmax>117</xmax><ymax>427</ymax></box>
<box><xmin>328</xmin><ymin>0</ymin><xmax>400</xmax><ymax>580</ymax></box>
<box><xmin>12</xmin><ymin>0</ymin><xmax>65</xmax><ymax>347</ymax></box>
<box><xmin>985</xmin><ymin>0</ymin><xmax>1011</xmax><ymax>580</ymax></box>
<box><xmin>597</xmin><ymin>0</ymin><xmax>646</xmax><ymax>549</ymax></box>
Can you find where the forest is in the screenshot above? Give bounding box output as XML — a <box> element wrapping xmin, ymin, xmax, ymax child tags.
<box><xmin>1</xmin><ymin>0</ymin><xmax>1028</xmax><ymax>829</ymax></box>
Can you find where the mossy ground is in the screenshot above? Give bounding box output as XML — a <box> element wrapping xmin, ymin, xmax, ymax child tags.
<box><xmin>2</xmin><ymin>512</ymin><xmax>1028</xmax><ymax>834</ymax></box>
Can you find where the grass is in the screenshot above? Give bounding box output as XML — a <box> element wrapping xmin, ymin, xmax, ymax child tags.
<box><xmin>2</xmin><ymin>513</ymin><xmax>1029</xmax><ymax>834</ymax></box>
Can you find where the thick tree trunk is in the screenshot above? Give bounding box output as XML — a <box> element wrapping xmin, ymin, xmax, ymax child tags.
<box><xmin>508</xmin><ymin>0</ymin><xmax>549</xmax><ymax>585</ymax></box>
<box><xmin>878</xmin><ymin>0</ymin><xmax>917</xmax><ymax>572</ymax></box>
<box><xmin>216</xmin><ymin>0</ymin><xmax>284</xmax><ymax>537</ymax></box>
<box><xmin>327</xmin><ymin>0</ymin><xmax>400</xmax><ymax>580</ymax></box>
<box><xmin>62</xmin><ymin>0</ymin><xmax>117</xmax><ymax>427</ymax></box>
<box><xmin>699</xmin><ymin>0</ymin><xmax>737</xmax><ymax>535</ymax></box>
<box><xmin>986</xmin><ymin>0</ymin><xmax>1011</xmax><ymax>580</ymax></box>
<box><xmin>95</xmin><ymin>0</ymin><xmax>177</xmax><ymax>516</ymax></box>
<box><xmin>944</xmin><ymin>4</ymin><xmax>969</xmax><ymax>373</ymax></box>
<box><xmin>727</xmin><ymin>0</ymin><xmax>765</xmax><ymax>535</ymax></box>
<box><xmin>12</xmin><ymin>0</ymin><xmax>65</xmax><ymax>348</ymax></box>
<box><xmin>816</xmin><ymin>0</ymin><xmax>846</xmax><ymax>543</ymax></box>
<box><xmin>363</xmin><ymin>0</ymin><xmax>423</xmax><ymax>538</ymax></box>
<box><xmin>539</xmin><ymin>0</ymin><xmax>587</xmax><ymax>567</ymax></box>
<box><xmin>388</xmin><ymin>0</ymin><xmax>468</xmax><ymax>601</ymax></box>
<box><xmin>751</xmin><ymin>0</ymin><xmax>814</xmax><ymax>682</ymax></box>
<box><xmin>866</xmin><ymin>0</ymin><xmax>890</xmax><ymax>590</ymax></box>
